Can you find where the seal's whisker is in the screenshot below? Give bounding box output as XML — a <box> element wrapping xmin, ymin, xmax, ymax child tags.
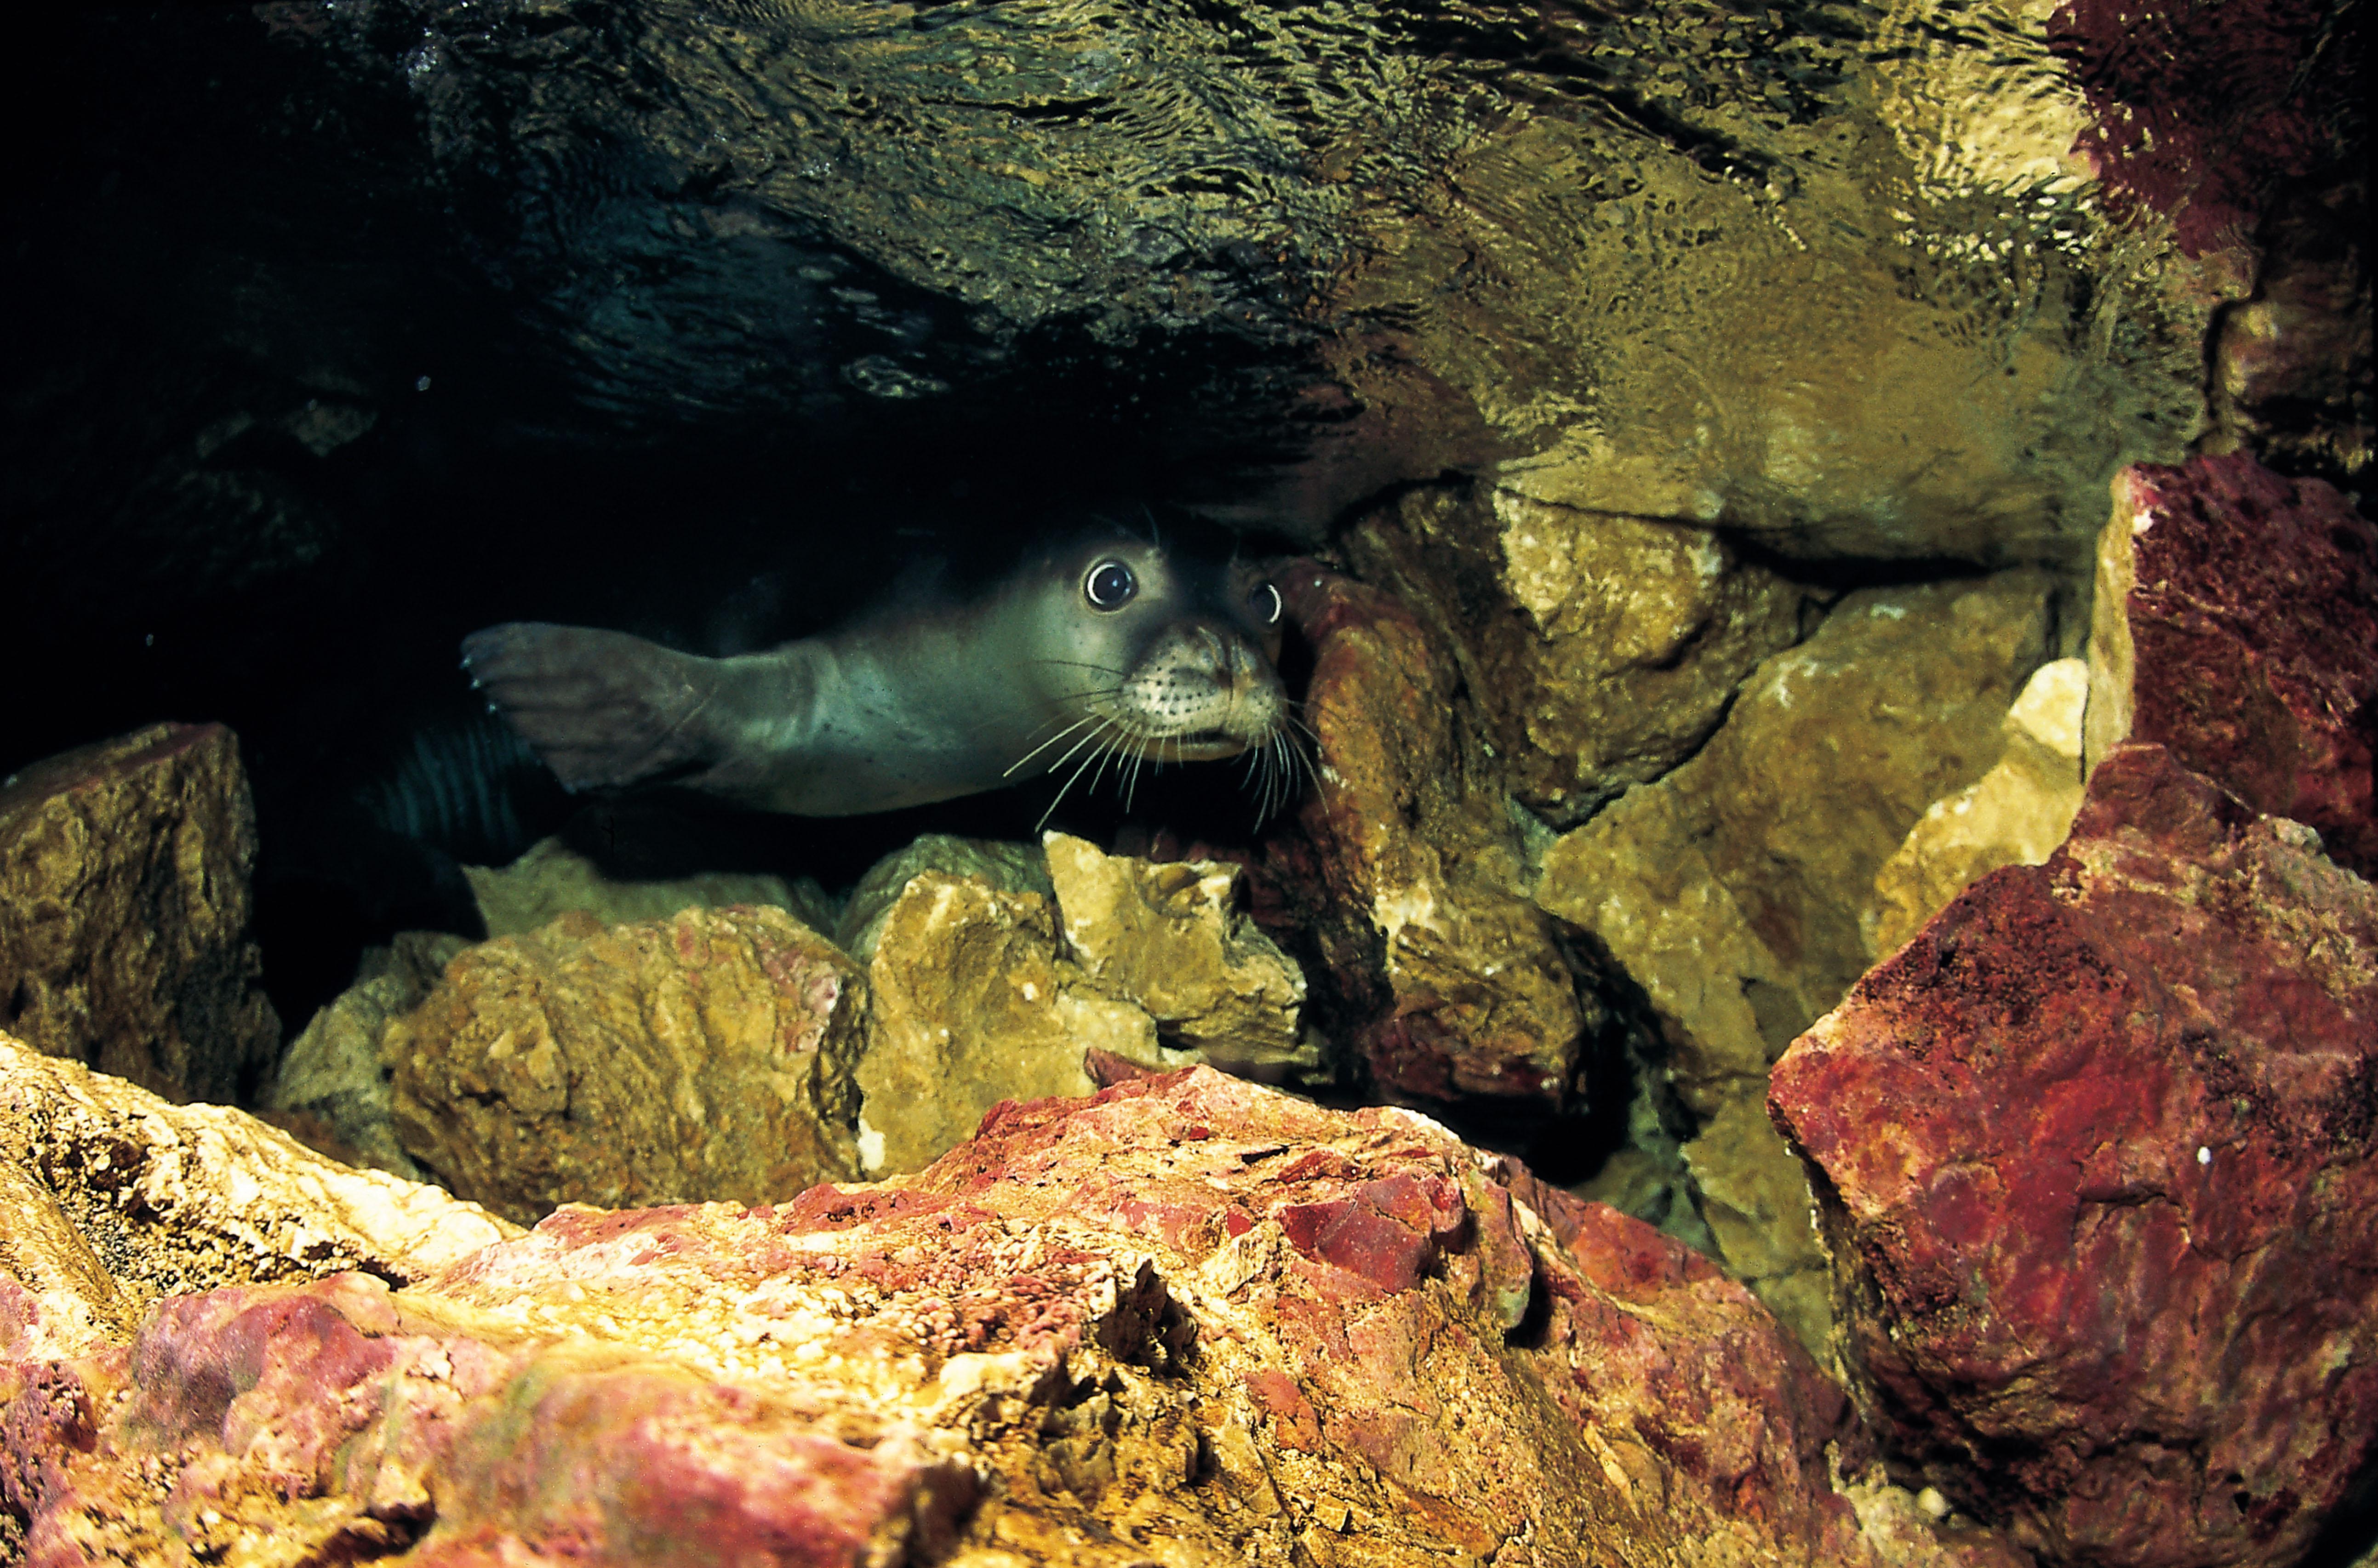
<box><xmin>1035</xmin><ymin>719</ymin><xmax>1120</xmax><ymax>833</ymax></box>
<box><xmin>1004</xmin><ymin>716</ymin><xmax>1094</xmax><ymax>778</ymax></box>
<box><xmin>1027</xmin><ymin>659</ymin><xmax>1133</xmax><ymax>679</ymax></box>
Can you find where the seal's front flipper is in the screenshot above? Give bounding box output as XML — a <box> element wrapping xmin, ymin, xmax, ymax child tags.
<box><xmin>460</xmin><ymin>622</ymin><xmax>727</xmax><ymax>794</ymax></box>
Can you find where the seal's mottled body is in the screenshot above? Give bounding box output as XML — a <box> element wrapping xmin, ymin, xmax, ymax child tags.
<box><xmin>462</xmin><ymin>529</ymin><xmax>1289</xmax><ymax>816</ymax></box>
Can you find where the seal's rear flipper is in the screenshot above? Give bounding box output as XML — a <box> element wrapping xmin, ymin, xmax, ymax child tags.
<box><xmin>460</xmin><ymin>622</ymin><xmax>726</xmax><ymax>793</ymax></box>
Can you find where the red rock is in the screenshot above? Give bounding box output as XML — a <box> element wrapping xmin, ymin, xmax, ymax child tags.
<box><xmin>2091</xmin><ymin>451</ymin><xmax>2378</xmax><ymax>876</ymax></box>
<box><xmin>1770</xmin><ymin>743</ymin><xmax>2378</xmax><ymax>1567</ymax></box>
<box><xmin>7</xmin><ymin>1065</ymin><xmax>1980</xmax><ymax>1564</ymax></box>
<box><xmin>2047</xmin><ymin>0</ymin><xmax>2355</xmax><ymax>255</ymax></box>
<box><xmin>1264</xmin><ymin>560</ymin><xmax>1588</xmax><ymax>1108</ymax></box>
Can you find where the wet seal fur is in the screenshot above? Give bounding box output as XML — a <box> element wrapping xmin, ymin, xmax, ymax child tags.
<box><xmin>460</xmin><ymin>524</ymin><xmax>1297</xmax><ymax>819</ymax></box>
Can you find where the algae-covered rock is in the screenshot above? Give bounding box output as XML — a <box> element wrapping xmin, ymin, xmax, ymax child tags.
<box><xmin>1045</xmin><ymin>832</ymin><xmax>1306</xmax><ymax>1066</ymax></box>
<box><xmin>2084</xmin><ymin>451</ymin><xmax>2378</xmax><ymax>876</ymax></box>
<box><xmin>0</xmin><ymin>723</ymin><xmax>278</xmax><ymax>1104</ymax></box>
<box><xmin>1346</xmin><ymin>486</ymin><xmax>1808</xmax><ymax>825</ymax></box>
<box><xmin>1867</xmin><ymin>656</ymin><xmax>2088</xmax><ymax>959</ymax></box>
<box><xmin>388</xmin><ymin>904</ymin><xmax>864</xmax><ymax>1223</ymax></box>
<box><xmin>1773</xmin><ymin>745</ymin><xmax>2378</xmax><ymax>1568</ymax></box>
<box><xmin>854</xmin><ymin>870</ymin><xmax>1151</xmax><ymax>1177</ymax></box>
<box><xmin>6</xmin><ymin>1061</ymin><xmax>2011</xmax><ymax>1566</ymax></box>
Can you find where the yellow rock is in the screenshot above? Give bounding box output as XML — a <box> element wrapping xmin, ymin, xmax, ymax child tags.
<box><xmin>1866</xmin><ymin>657</ymin><xmax>2089</xmax><ymax>958</ymax></box>
<box><xmin>1043</xmin><ymin>832</ymin><xmax>1306</xmax><ymax>1064</ymax></box>
<box><xmin>854</xmin><ymin>871</ymin><xmax>1153</xmax><ymax>1176</ymax></box>
<box><xmin>388</xmin><ymin>905</ymin><xmax>864</xmax><ymax>1222</ymax></box>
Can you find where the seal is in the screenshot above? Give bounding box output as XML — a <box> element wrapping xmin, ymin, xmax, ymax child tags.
<box><xmin>459</xmin><ymin>524</ymin><xmax>1298</xmax><ymax>820</ymax></box>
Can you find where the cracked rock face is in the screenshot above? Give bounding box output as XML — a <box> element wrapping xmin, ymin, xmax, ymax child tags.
<box><xmin>0</xmin><ymin>723</ymin><xmax>279</xmax><ymax>1105</ymax></box>
<box><xmin>1771</xmin><ymin>743</ymin><xmax>2378</xmax><ymax>1568</ymax></box>
<box><xmin>1269</xmin><ymin>559</ymin><xmax>1593</xmax><ymax>1109</ymax></box>
<box><xmin>386</xmin><ymin>905</ymin><xmax>868</xmax><ymax>1225</ymax></box>
<box><xmin>2084</xmin><ymin>450</ymin><xmax>2378</xmax><ymax>878</ymax></box>
<box><xmin>6</xmin><ymin>1051</ymin><xmax>2008</xmax><ymax>1567</ymax></box>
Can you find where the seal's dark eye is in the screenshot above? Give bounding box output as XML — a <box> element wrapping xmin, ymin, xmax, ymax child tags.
<box><xmin>1250</xmin><ymin>582</ymin><xmax>1282</xmax><ymax>627</ymax></box>
<box><xmin>1085</xmin><ymin>560</ymin><xmax>1137</xmax><ymax>610</ymax></box>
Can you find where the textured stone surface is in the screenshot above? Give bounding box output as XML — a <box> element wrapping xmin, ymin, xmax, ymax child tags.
<box><xmin>1677</xmin><ymin>1096</ymin><xmax>1830</xmax><ymax>1363</ymax></box>
<box><xmin>832</xmin><ymin>833</ymin><xmax>1053</xmax><ymax>962</ymax></box>
<box><xmin>0</xmin><ymin>1030</ymin><xmax>516</xmax><ymax>1366</ymax></box>
<box><xmin>5</xmin><ymin>1062</ymin><xmax>2024</xmax><ymax>1566</ymax></box>
<box><xmin>2085</xmin><ymin>450</ymin><xmax>2378</xmax><ymax>876</ymax></box>
<box><xmin>1344</xmin><ymin>486</ymin><xmax>1806</xmax><ymax>825</ymax></box>
<box><xmin>0</xmin><ymin>723</ymin><xmax>278</xmax><ymax>1103</ymax></box>
<box><xmin>265</xmin><ymin>933</ymin><xmax>466</xmax><ymax>1181</ymax></box>
<box><xmin>1867</xmin><ymin>657</ymin><xmax>2089</xmax><ymax>959</ymax></box>
<box><xmin>1273</xmin><ymin>560</ymin><xmax>1589</xmax><ymax>1107</ymax></box>
<box><xmin>1046</xmin><ymin>832</ymin><xmax>1306</xmax><ymax>1063</ymax></box>
<box><xmin>854</xmin><ymin>870</ymin><xmax>1150</xmax><ymax>1177</ymax></box>
<box><xmin>2206</xmin><ymin>176</ymin><xmax>2372</xmax><ymax>482</ymax></box>
<box><xmin>389</xmin><ymin>905</ymin><xmax>865</xmax><ymax>1224</ymax></box>
<box><xmin>465</xmin><ymin>824</ymin><xmax>832</xmax><ymax>941</ymax></box>
<box><xmin>1771</xmin><ymin>743</ymin><xmax>2378</xmax><ymax>1568</ymax></box>
<box><xmin>1539</xmin><ymin>573</ymin><xmax>2062</xmax><ymax>1113</ymax></box>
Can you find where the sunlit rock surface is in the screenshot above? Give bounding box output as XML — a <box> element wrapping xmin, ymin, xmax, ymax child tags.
<box><xmin>1045</xmin><ymin>832</ymin><xmax>1306</xmax><ymax>1065</ymax></box>
<box><xmin>1771</xmin><ymin>743</ymin><xmax>2378</xmax><ymax>1568</ymax></box>
<box><xmin>2084</xmin><ymin>450</ymin><xmax>2378</xmax><ymax>876</ymax></box>
<box><xmin>1272</xmin><ymin>560</ymin><xmax>1590</xmax><ymax>1108</ymax></box>
<box><xmin>4</xmin><ymin>1059</ymin><xmax>2027</xmax><ymax>1566</ymax></box>
<box><xmin>854</xmin><ymin>869</ymin><xmax>1148</xmax><ymax>1177</ymax></box>
<box><xmin>1538</xmin><ymin>573</ymin><xmax>2062</xmax><ymax>1115</ymax></box>
<box><xmin>1865</xmin><ymin>656</ymin><xmax>2089</xmax><ymax>960</ymax></box>
<box><xmin>0</xmin><ymin>723</ymin><xmax>278</xmax><ymax>1104</ymax></box>
<box><xmin>1344</xmin><ymin>485</ymin><xmax>1807</xmax><ymax>826</ymax></box>
<box><xmin>0</xmin><ymin>1032</ymin><xmax>517</xmax><ymax>1365</ymax></box>
<box><xmin>833</xmin><ymin>834</ymin><xmax>1053</xmax><ymax>961</ymax></box>
<box><xmin>265</xmin><ymin>932</ymin><xmax>467</xmax><ymax>1181</ymax></box>
<box><xmin>388</xmin><ymin>906</ymin><xmax>866</xmax><ymax>1224</ymax></box>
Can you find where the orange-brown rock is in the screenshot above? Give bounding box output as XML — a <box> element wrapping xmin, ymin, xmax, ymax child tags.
<box><xmin>4</xmin><ymin>1057</ymin><xmax>2026</xmax><ymax>1566</ymax></box>
<box><xmin>0</xmin><ymin>1030</ymin><xmax>515</xmax><ymax>1364</ymax></box>
<box><xmin>1273</xmin><ymin>560</ymin><xmax>1589</xmax><ymax>1108</ymax></box>
<box><xmin>0</xmin><ymin>723</ymin><xmax>277</xmax><ymax>1103</ymax></box>
<box><xmin>387</xmin><ymin>904</ymin><xmax>863</xmax><ymax>1224</ymax></box>
<box><xmin>1346</xmin><ymin>485</ymin><xmax>1806</xmax><ymax>825</ymax></box>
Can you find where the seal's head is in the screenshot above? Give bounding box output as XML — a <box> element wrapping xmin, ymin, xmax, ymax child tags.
<box><xmin>1006</xmin><ymin>527</ymin><xmax>1293</xmax><ymax>797</ymax></box>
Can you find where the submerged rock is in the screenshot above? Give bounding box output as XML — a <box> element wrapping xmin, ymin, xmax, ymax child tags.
<box><xmin>2084</xmin><ymin>450</ymin><xmax>2378</xmax><ymax>876</ymax></box>
<box><xmin>1866</xmin><ymin>656</ymin><xmax>2090</xmax><ymax>960</ymax></box>
<box><xmin>1538</xmin><ymin>572</ymin><xmax>2062</xmax><ymax>1114</ymax></box>
<box><xmin>831</xmin><ymin>832</ymin><xmax>1053</xmax><ymax>961</ymax></box>
<box><xmin>1274</xmin><ymin>560</ymin><xmax>1590</xmax><ymax>1108</ymax></box>
<box><xmin>264</xmin><ymin>932</ymin><xmax>466</xmax><ymax>1181</ymax></box>
<box><xmin>0</xmin><ymin>723</ymin><xmax>278</xmax><ymax>1104</ymax></box>
<box><xmin>854</xmin><ymin>869</ymin><xmax>1149</xmax><ymax>1177</ymax></box>
<box><xmin>1771</xmin><ymin>743</ymin><xmax>2378</xmax><ymax>1568</ymax></box>
<box><xmin>1535</xmin><ymin>572</ymin><xmax>2061</xmax><ymax>1349</ymax></box>
<box><xmin>2</xmin><ymin>1058</ymin><xmax>2022</xmax><ymax>1565</ymax></box>
<box><xmin>464</xmin><ymin>818</ymin><xmax>835</xmax><ymax>941</ymax></box>
<box><xmin>1345</xmin><ymin>485</ymin><xmax>1807</xmax><ymax>826</ymax></box>
<box><xmin>388</xmin><ymin>905</ymin><xmax>866</xmax><ymax>1224</ymax></box>
<box><xmin>1045</xmin><ymin>832</ymin><xmax>1306</xmax><ymax>1066</ymax></box>
<box><xmin>0</xmin><ymin>1031</ymin><xmax>515</xmax><ymax>1364</ymax></box>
